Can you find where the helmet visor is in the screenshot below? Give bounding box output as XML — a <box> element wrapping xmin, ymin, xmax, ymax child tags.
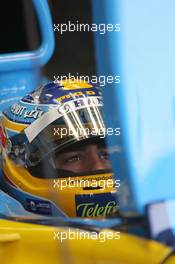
<box><xmin>25</xmin><ymin>96</ymin><xmax>106</xmax><ymax>167</ymax></box>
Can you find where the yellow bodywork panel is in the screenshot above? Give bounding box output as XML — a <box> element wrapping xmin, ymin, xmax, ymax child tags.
<box><xmin>0</xmin><ymin>219</ymin><xmax>175</xmax><ymax>264</ymax></box>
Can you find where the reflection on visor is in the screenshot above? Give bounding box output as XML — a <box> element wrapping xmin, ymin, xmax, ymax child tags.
<box><xmin>25</xmin><ymin>96</ymin><xmax>103</xmax><ymax>142</ymax></box>
<box><xmin>25</xmin><ymin>98</ymin><xmax>106</xmax><ymax>167</ymax></box>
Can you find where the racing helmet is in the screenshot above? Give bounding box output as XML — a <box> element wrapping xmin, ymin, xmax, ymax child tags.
<box><xmin>0</xmin><ymin>80</ymin><xmax>118</xmax><ymax>218</ymax></box>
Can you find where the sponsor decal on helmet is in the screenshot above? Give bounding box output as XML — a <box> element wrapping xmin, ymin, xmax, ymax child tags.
<box><xmin>60</xmin><ymin>80</ymin><xmax>93</xmax><ymax>90</ymax></box>
<box><xmin>26</xmin><ymin>199</ymin><xmax>52</xmax><ymax>215</ymax></box>
<box><xmin>0</xmin><ymin>126</ymin><xmax>7</xmax><ymax>148</ymax></box>
<box><xmin>56</xmin><ymin>90</ymin><xmax>96</xmax><ymax>103</ymax></box>
<box><xmin>75</xmin><ymin>193</ymin><xmax>118</xmax><ymax>217</ymax></box>
<box><xmin>11</xmin><ymin>103</ymin><xmax>44</xmax><ymax>120</ymax></box>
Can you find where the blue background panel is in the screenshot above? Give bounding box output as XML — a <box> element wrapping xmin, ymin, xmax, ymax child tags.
<box><xmin>93</xmin><ymin>0</ymin><xmax>175</xmax><ymax>214</ymax></box>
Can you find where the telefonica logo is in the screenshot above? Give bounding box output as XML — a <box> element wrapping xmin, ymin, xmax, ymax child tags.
<box><xmin>76</xmin><ymin>201</ymin><xmax>117</xmax><ymax>217</ymax></box>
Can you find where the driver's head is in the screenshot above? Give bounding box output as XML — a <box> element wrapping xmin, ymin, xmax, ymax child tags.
<box><xmin>0</xmin><ymin>80</ymin><xmax>118</xmax><ymax>218</ymax></box>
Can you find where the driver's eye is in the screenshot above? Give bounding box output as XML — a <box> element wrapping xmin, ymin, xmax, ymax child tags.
<box><xmin>65</xmin><ymin>155</ymin><xmax>82</xmax><ymax>163</ymax></box>
<box><xmin>99</xmin><ymin>150</ymin><xmax>110</xmax><ymax>160</ymax></box>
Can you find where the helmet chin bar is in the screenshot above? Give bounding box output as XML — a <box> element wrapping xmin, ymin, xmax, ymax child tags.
<box><xmin>27</xmin><ymin>157</ymin><xmax>73</xmax><ymax>179</ymax></box>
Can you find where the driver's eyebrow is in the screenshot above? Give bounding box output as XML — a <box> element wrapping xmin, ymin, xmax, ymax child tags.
<box><xmin>58</xmin><ymin>147</ymin><xmax>84</xmax><ymax>155</ymax></box>
<box><xmin>57</xmin><ymin>143</ymin><xmax>108</xmax><ymax>155</ymax></box>
<box><xmin>97</xmin><ymin>144</ymin><xmax>107</xmax><ymax>149</ymax></box>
